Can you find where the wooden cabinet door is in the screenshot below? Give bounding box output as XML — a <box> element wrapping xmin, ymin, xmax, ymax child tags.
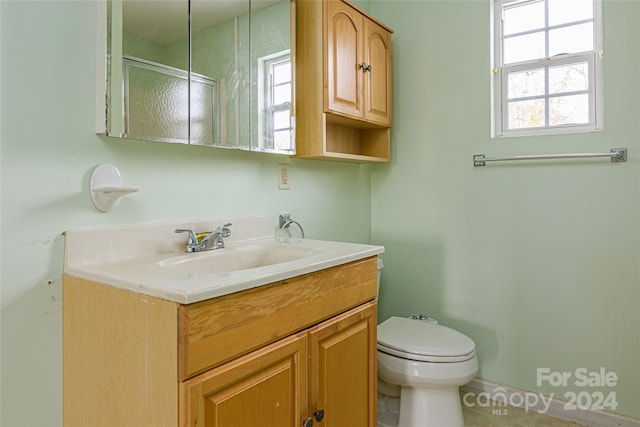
<box><xmin>181</xmin><ymin>332</ymin><xmax>308</xmax><ymax>427</ymax></box>
<box><xmin>363</xmin><ymin>19</ymin><xmax>392</xmax><ymax>126</ymax></box>
<box><xmin>326</xmin><ymin>0</ymin><xmax>363</xmax><ymax>119</ymax></box>
<box><xmin>308</xmin><ymin>301</ymin><xmax>377</xmax><ymax>427</ymax></box>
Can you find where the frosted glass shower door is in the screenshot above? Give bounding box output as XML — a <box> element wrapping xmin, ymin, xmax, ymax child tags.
<box><xmin>123</xmin><ymin>57</ymin><xmax>220</xmax><ymax>145</ymax></box>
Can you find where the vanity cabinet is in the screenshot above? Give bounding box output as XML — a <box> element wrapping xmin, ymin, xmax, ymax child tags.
<box><xmin>181</xmin><ymin>332</ymin><xmax>308</xmax><ymax>426</ymax></box>
<box><xmin>294</xmin><ymin>0</ymin><xmax>393</xmax><ymax>162</ymax></box>
<box><xmin>63</xmin><ymin>256</ymin><xmax>378</xmax><ymax>427</ymax></box>
<box><xmin>308</xmin><ymin>302</ymin><xmax>376</xmax><ymax>425</ymax></box>
<box><xmin>182</xmin><ymin>302</ymin><xmax>376</xmax><ymax>427</ymax></box>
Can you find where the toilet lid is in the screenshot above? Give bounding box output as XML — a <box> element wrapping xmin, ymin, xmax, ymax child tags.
<box><xmin>377</xmin><ymin>317</ymin><xmax>476</xmax><ymax>362</ymax></box>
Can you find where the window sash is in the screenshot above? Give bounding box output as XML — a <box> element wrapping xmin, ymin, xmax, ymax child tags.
<box><xmin>258</xmin><ymin>51</ymin><xmax>293</xmax><ymax>152</ymax></box>
<box><xmin>493</xmin><ymin>0</ymin><xmax>603</xmax><ymax>137</ymax></box>
<box><xmin>500</xmin><ymin>52</ymin><xmax>595</xmax><ymax>134</ymax></box>
<box><xmin>266</xmin><ymin>59</ymin><xmax>292</xmax><ymax>150</ymax></box>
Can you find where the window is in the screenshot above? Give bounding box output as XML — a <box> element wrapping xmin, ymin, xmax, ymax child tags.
<box><xmin>258</xmin><ymin>51</ymin><xmax>294</xmax><ymax>153</ymax></box>
<box><xmin>493</xmin><ymin>0</ymin><xmax>603</xmax><ymax>137</ymax></box>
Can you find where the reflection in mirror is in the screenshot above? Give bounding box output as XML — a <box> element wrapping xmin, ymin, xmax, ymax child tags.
<box><xmin>107</xmin><ymin>0</ymin><xmax>190</xmax><ymax>142</ymax></box>
<box><xmin>192</xmin><ymin>0</ymin><xmax>251</xmax><ymax>149</ymax></box>
<box><xmin>101</xmin><ymin>0</ymin><xmax>294</xmax><ymax>153</ymax></box>
<box><xmin>251</xmin><ymin>0</ymin><xmax>294</xmax><ymax>153</ymax></box>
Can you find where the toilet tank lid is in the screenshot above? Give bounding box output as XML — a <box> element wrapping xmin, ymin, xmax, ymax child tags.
<box><xmin>377</xmin><ymin>316</ymin><xmax>475</xmax><ymax>358</ymax></box>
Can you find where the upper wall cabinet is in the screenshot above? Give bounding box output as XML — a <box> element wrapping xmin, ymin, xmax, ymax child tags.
<box><xmin>294</xmin><ymin>0</ymin><xmax>393</xmax><ymax>163</ymax></box>
<box><xmin>326</xmin><ymin>0</ymin><xmax>392</xmax><ymax>126</ymax></box>
<box><xmin>96</xmin><ymin>0</ymin><xmax>295</xmax><ymax>155</ymax></box>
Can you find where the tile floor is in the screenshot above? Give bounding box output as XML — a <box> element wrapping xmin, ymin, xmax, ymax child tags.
<box><xmin>378</xmin><ymin>391</ymin><xmax>586</xmax><ymax>427</ymax></box>
<box><xmin>461</xmin><ymin>391</ymin><xmax>584</xmax><ymax>427</ymax></box>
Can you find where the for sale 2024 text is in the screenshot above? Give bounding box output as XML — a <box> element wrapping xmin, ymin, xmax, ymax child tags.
<box><xmin>537</xmin><ymin>367</ymin><xmax>618</xmax><ymax>411</ymax></box>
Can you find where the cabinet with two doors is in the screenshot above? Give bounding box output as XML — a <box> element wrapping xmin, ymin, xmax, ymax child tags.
<box><xmin>294</xmin><ymin>0</ymin><xmax>393</xmax><ymax>162</ymax></box>
<box><xmin>63</xmin><ymin>257</ymin><xmax>379</xmax><ymax>427</ymax></box>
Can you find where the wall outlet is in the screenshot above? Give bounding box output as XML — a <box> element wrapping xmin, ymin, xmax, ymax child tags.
<box><xmin>278</xmin><ymin>163</ymin><xmax>290</xmax><ymax>190</ymax></box>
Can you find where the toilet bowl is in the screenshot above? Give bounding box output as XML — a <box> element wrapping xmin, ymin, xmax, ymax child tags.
<box><xmin>377</xmin><ymin>316</ymin><xmax>478</xmax><ymax>427</ymax></box>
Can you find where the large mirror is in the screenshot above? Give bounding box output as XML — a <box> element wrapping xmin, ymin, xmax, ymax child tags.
<box><xmin>99</xmin><ymin>0</ymin><xmax>294</xmax><ymax>154</ymax></box>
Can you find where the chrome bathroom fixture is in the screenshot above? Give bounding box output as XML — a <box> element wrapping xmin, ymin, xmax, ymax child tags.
<box><xmin>473</xmin><ymin>147</ymin><xmax>627</xmax><ymax>166</ymax></box>
<box><xmin>278</xmin><ymin>214</ymin><xmax>305</xmax><ymax>238</ymax></box>
<box><xmin>175</xmin><ymin>223</ymin><xmax>232</xmax><ymax>252</ymax></box>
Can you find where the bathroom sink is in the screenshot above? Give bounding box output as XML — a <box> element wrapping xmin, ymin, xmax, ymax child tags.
<box><xmin>64</xmin><ymin>214</ymin><xmax>384</xmax><ymax>303</ymax></box>
<box><xmin>158</xmin><ymin>242</ymin><xmax>321</xmax><ymax>273</ymax></box>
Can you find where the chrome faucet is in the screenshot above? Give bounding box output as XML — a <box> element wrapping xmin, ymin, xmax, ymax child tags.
<box><xmin>175</xmin><ymin>223</ymin><xmax>232</xmax><ymax>253</ymax></box>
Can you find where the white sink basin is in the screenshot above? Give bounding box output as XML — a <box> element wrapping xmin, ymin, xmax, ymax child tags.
<box><xmin>64</xmin><ymin>214</ymin><xmax>384</xmax><ymax>303</ymax></box>
<box><xmin>158</xmin><ymin>242</ymin><xmax>321</xmax><ymax>273</ymax></box>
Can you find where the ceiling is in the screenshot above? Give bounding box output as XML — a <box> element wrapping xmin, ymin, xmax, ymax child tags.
<box><xmin>121</xmin><ymin>0</ymin><xmax>280</xmax><ymax>45</ymax></box>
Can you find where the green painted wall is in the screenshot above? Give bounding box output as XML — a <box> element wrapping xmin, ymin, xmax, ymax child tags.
<box><xmin>370</xmin><ymin>0</ymin><xmax>640</xmax><ymax>419</ymax></box>
<box><xmin>123</xmin><ymin>32</ymin><xmax>167</xmax><ymax>65</ymax></box>
<box><xmin>2</xmin><ymin>0</ymin><xmax>639</xmax><ymax>424</ymax></box>
<box><xmin>0</xmin><ymin>1</ymin><xmax>371</xmax><ymax>425</ymax></box>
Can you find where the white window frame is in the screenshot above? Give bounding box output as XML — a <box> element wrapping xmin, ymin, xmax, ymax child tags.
<box><xmin>492</xmin><ymin>0</ymin><xmax>604</xmax><ymax>138</ymax></box>
<box><xmin>257</xmin><ymin>50</ymin><xmax>294</xmax><ymax>153</ymax></box>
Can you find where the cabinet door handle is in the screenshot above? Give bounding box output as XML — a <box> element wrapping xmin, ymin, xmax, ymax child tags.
<box><xmin>302</xmin><ymin>417</ymin><xmax>313</xmax><ymax>427</ymax></box>
<box><xmin>314</xmin><ymin>409</ymin><xmax>325</xmax><ymax>422</ymax></box>
<box><xmin>359</xmin><ymin>62</ymin><xmax>372</xmax><ymax>72</ymax></box>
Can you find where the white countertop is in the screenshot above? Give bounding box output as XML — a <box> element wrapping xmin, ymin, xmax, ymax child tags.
<box><xmin>64</xmin><ymin>215</ymin><xmax>384</xmax><ymax>304</ymax></box>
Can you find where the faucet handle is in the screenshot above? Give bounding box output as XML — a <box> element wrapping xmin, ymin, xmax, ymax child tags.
<box><xmin>175</xmin><ymin>228</ymin><xmax>198</xmax><ymax>245</ymax></box>
<box><xmin>215</xmin><ymin>222</ymin><xmax>232</xmax><ymax>237</ymax></box>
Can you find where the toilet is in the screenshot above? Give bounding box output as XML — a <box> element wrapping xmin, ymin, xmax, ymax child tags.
<box><xmin>376</xmin><ymin>260</ymin><xmax>478</xmax><ymax>427</ymax></box>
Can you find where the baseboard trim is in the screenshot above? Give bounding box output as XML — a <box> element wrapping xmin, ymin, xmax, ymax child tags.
<box><xmin>461</xmin><ymin>379</ymin><xmax>640</xmax><ymax>427</ymax></box>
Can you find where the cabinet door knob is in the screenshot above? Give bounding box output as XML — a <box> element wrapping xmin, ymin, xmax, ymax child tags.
<box><xmin>302</xmin><ymin>418</ymin><xmax>313</xmax><ymax>427</ymax></box>
<box><xmin>359</xmin><ymin>63</ymin><xmax>372</xmax><ymax>72</ymax></box>
<box><xmin>314</xmin><ymin>409</ymin><xmax>325</xmax><ymax>422</ymax></box>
